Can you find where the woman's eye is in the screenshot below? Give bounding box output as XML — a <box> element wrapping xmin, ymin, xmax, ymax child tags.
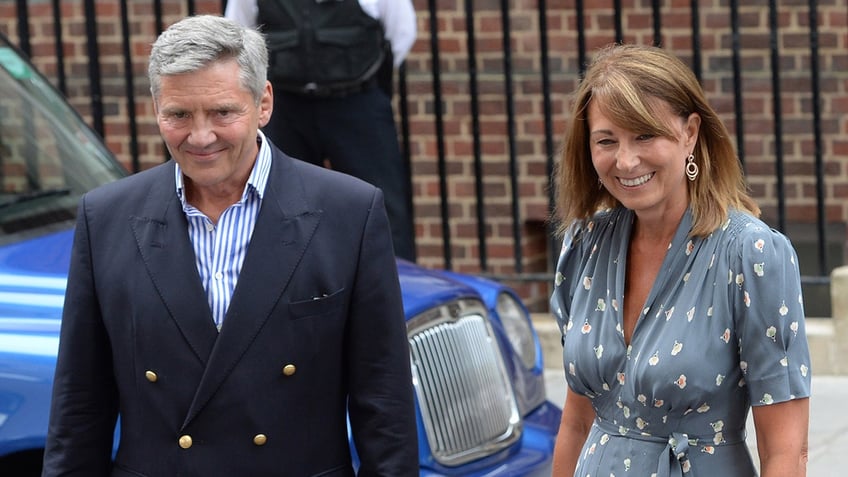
<box><xmin>636</xmin><ymin>134</ymin><xmax>655</xmax><ymax>141</ymax></box>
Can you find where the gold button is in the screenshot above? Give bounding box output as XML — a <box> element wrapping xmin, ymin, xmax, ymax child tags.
<box><xmin>179</xmin><ymin>435</ymin><xmax>192</xmax><ymax>449</ymax></box>
<box><xmin>282</xmin><ymin>364</ymin><xmax>296</xmax><ymax>376</ymax></box>
<box><xmin>253</xmin><ymin>434</ymin><xmax>267</xmax><ymax>446</ymax></box>
<box><xmin>145</xmin><ymin>371</ymin><xmax>158</xmax><ymax>383</ymax></box>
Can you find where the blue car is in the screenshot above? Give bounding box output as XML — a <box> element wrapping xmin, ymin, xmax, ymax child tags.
<box><xmin>0</xmin><ymin>33</ymin><xmax>560</xmax><ymax>476</ymax></box>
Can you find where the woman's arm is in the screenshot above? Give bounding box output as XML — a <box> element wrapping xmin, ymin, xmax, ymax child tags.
<box><xmin>752</xmin><ymin>397</ymin><xmax>809</xmax><ymax>477</ymax></box>
<box><xmin>552</xmin><ymin>387</ymin><xmax>596</xmax><ymax>476</ymax></box>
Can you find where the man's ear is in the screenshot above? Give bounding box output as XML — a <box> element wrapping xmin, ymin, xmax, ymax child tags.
<box><xmin>259</xmin><ymin>81</ymin><xmax>273</xmax><ymax>128</ymax></box>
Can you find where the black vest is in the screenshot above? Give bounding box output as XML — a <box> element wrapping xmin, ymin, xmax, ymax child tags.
<box><xmin>258</xmin><ymin>0</ymin><xmax>387</xmax><ymax>96</ymax></box>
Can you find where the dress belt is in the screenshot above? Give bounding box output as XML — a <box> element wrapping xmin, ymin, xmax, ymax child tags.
<box><xmin>593</xmin><ymin>417</ymin><xmax>747</xmax><ymax>477</ymax></box>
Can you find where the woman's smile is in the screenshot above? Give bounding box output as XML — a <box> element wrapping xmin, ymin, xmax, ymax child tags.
<box><xmin>618</xmin><ymin>172</ymin><xmax>655</xmax><ymax>187</ymax></box>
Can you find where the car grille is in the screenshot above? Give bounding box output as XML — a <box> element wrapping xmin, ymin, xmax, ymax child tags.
<box><xmin>407</xmin><ymin>299</ymin><xmax>521</xmax><ymax>467</ymax></box>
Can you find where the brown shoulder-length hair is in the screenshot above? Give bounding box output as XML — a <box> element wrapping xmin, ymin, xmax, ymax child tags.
<box><xmin>552</xmin><ymin>44</ymin><xmax>759</xmax><ymax>238</ymax></box>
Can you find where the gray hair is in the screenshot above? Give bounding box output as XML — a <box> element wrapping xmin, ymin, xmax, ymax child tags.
<box><xmin>148</xmin><ymin>15</ymin><xmax>268</xmax><ymax>104</ymax></box>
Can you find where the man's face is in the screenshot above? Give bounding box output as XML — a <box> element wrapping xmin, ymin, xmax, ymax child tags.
<box><xmin>154</xmin><ymin>59</ymin><xmax>272</xmax><ymax>197</ymax></box>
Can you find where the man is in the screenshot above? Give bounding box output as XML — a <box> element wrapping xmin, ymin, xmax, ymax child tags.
<box><xmin>225</xmin><ymin>0</ymin><xmax>418</xmax><ymax>262</ymax></box>
<box><xmin>42</xmin><ymin>15</ymin><xmax>418</xmax><ymax>476</ymax></box>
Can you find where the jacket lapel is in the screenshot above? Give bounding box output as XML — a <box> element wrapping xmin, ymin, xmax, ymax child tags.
<box><xmin>129</xmin><ymin>162</ymin><xmax>220</xmax><ymax>365</ymax></box>
<box><xmin>183</xmin><ymin>149</ymin><xmax>321</xmax><ymax>427</ymax></box>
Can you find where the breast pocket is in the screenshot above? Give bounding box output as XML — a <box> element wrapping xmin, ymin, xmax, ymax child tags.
<box><xmin>288</xmin><ymin>288</ymin><xmax>346</xmax><ymax>320</ymax></box>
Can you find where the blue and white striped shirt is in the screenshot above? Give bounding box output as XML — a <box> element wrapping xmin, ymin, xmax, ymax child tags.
<box><xmin>175</xmin><ymin>131</ymin><xmax>272</xmax><ymax>330</ymax></box>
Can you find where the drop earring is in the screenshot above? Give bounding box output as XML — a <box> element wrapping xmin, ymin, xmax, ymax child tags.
<box><xmin>685</xmin><ymin>154</ymin><xmax>699</xmax><ymax>181</ymax></box>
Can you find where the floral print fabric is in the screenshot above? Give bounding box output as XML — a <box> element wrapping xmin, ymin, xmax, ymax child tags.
<box><xmin>551</xmin><ymin>207</ymin><xmax>811</xmax><ymax>477</ymax></box>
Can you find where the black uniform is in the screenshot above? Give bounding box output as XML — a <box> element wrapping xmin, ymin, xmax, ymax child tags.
<box><xmin>258</xmin><ymin>0</ymin><xmax>416</xmax><ymax>261</ymax></box>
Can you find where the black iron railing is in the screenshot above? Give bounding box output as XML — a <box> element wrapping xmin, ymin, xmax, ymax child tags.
<box><xmin>6</xmin><ymin>0</ymin><xmax>840</xmax><ymax>309</ymax></box>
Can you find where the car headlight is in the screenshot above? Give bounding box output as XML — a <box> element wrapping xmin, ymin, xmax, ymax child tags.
<box><xmin>495</xmin><ymin>292</ymin><xmax>537</xmax><ymax>369</ymax></box>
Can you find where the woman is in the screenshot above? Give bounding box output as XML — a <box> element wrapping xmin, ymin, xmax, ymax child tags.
<box><xmin>550</xmin><ymin>44</ymin><xmax>811</xmax><ymax>476</ymax></box>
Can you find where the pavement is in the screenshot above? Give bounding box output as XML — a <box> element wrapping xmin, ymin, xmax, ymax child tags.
<box><xmin>543</xmin><ymin>364</ymin><xmax>848</xmax><ymax>476</ymax></box>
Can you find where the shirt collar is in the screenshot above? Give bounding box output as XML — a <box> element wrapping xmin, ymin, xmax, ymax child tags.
<box><xmin>175</xmin><ymin>130</ymin><xmax>272</xmax><ymax>206</ymax></box>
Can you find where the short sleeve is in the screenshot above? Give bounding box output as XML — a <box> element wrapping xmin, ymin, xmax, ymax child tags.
<box><xmin>731</xmin><ymin>224</ymin><xmax>812</xmax><ymax>406</ymax></box>
<box><xmin>550</xmin><ymin>221</ymin><xmax>586</xmax><ymax>338</ymax></box>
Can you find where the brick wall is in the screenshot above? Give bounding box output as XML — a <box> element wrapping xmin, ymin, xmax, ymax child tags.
<box><xmin>402</xmin><ymin>0</ymin><xmax>848</xmax><ymax>309</ymax></box>
<box><xmin>2</xmin><ymin>0</ymin><xmax>846</xmax><ymax>311</ymax></box>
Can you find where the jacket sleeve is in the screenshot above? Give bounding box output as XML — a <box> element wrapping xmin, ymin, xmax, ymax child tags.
<box><xmin>42</xmin><ymin>195</ymin><xmax>119</xmax><ymax>476</ymax></box>
<box><xmin>345</xmin><ymin>188</ymin><xmax>419</xmax><ymax>476</ymax></box>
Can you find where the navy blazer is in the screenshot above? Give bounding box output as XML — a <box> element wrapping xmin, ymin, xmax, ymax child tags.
<box><xmin>43</xmin><ymin>144</ymin><xmax>418</xmax><ymax>476</ymax></box>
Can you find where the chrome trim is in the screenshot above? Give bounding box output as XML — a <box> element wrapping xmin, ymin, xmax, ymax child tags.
<box><xmin>408</xmin><ymin>299</ymin><xmax>522</xmax><ymax>467</ymax></box>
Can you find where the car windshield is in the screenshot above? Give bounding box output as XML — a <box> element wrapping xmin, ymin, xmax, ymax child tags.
<box><xmin>0</xmin><ymin>40</ymin><xmax>127</xmax><ymax>244</ymax></box>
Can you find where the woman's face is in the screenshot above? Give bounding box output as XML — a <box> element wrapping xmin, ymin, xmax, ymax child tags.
<box><xmin>587</xmin><ymin>99</ymin><xmax>700</xmax><ymax>221</ymax></box>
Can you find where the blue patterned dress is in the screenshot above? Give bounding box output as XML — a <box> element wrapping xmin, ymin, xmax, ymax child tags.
<box><xmin>550</xmin><ymin>207</ymin><xmax>811</xmax><ymax>477</ymax></box>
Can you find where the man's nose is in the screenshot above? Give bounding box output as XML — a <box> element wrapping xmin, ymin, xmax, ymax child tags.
<box><xmin>187</xmin><ymin>117</ymin><xmax>215</xmax><ymax>145</ymax></box>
